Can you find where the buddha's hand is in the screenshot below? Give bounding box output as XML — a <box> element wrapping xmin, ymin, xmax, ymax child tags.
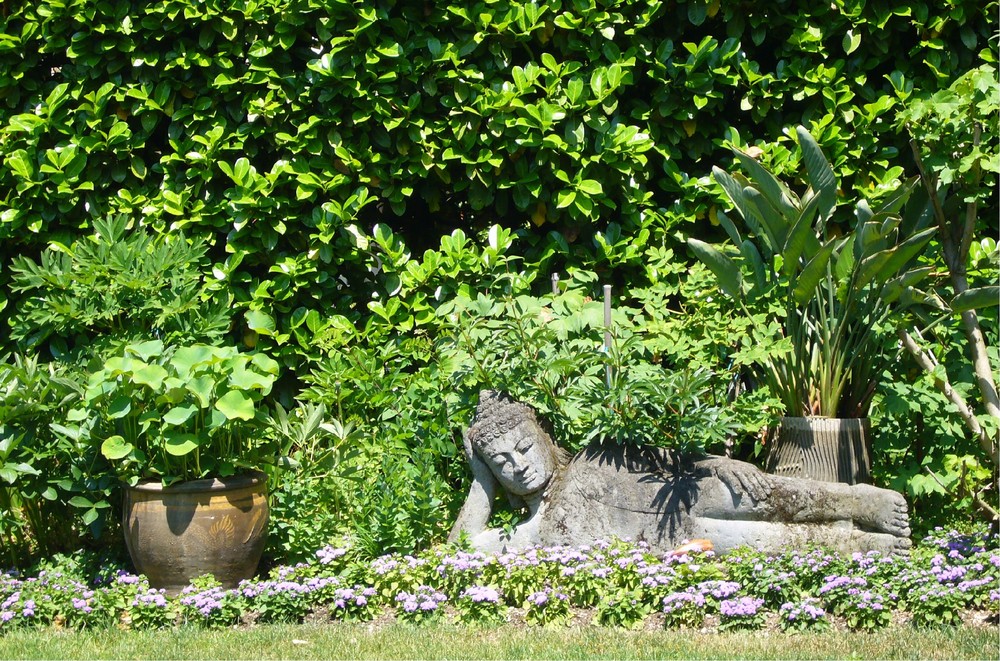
<box><xmin>710</xmin><ymin>459</ymin><xmax>772</xmax><ymax>503</ymax></box>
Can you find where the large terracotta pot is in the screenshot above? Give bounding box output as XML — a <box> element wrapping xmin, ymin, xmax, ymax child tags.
<box><xmin>764</xmin><ymin>417</ymin><xmax>872</xmax><ymax>485</ymax></box>
<box><xmin>123</xmin><ymin>471</ymin><xmax>268</xmax><ymax>594</ymax></box>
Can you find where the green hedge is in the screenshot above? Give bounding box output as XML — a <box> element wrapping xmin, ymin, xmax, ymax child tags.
<box><xmin>0</xmin><ymin>0</ymin><xmax>993</xmax><ymax>368</ymax></box>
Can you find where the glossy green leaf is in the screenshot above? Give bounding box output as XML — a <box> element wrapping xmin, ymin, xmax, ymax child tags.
<box><xmin>163</xmin><ymin>404</ymin><xmax>198</xmax><ymax>426</ymax></box>
<box><xmin>108</xmin><ymin>395</ymin><xmax>132</xmax><ymax>419</ymax></box>
<box><xmin>163</xmin><ymin>432</ymin><xmax>200</xmax><ymax>457</ymax></box>
<box><xmin>101</xmin><ymin>435</ymin><xmax>133</xmax><ymax>460</ymax></box>
<box><xmin>792</xmin><ymin>240</ymin><xmax>837</xmax><ymax>305</ymax></box>
<box><xmin>132</xmin><ymin>364</ymin><xmax>168</xmax><ymax>390</ymax></box>
<box><xmin>172</xmin><ymin>345</ymin><xmax>217</xmax><ymax>375</ymax></box>
<box><xmin>734</xmin><ymin>150</ymin><xmax>798</xmax><ymax>220</ymax></box>
<box><xmin>215</xmin><ymin>390</ymin><xmax>255</xmax><ymax>421</ymax></box>
<box><xmin>246</xmin><ymin>309</ymin><xmax>276</xmax><ymax>336</ymax></box>
<box><xmin>128</xmin><ymin>340</ymin><xmax>164</xmax><ymax>361</ymax></box>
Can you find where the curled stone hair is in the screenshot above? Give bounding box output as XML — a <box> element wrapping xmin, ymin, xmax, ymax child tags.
<box><xmin>465</xmin><ymin>390</ymin><xmax>571</xmax><ymax>468</ymax></box>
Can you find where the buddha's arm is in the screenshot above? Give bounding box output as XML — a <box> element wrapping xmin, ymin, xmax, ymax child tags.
<box><xmin>447</xmin><ymin>452</ymin><xmax>499</xmax><ymax>543</ymax></box>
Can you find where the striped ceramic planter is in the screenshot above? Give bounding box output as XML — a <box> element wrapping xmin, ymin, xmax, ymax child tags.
<box><xmin>765</xmin><ymin>417</ymin><xmax>872</xmax><ymax>485</ymax></box>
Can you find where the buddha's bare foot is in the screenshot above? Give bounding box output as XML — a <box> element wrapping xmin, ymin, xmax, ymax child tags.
<box><xmin>852</xmin><ymin>530</ymin><xmax>912</xmax><ymax>555</ymax></box>
<box><xmin>851</xmin><ymin>484</ymin><xmax>910</xmax><ymax>537</ymax></box>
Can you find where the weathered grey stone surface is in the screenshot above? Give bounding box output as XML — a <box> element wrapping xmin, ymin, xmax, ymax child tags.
<box><xmin>448</xmin><ymin>390</ymin><xmax>911</xmax><ymax>556</ymax></box>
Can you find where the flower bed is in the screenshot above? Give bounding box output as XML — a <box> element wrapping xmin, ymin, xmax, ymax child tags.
<box><xmin>1</xmin><ymin>530</ymin><xmax>997</xmax><ymax>633</ymax></box>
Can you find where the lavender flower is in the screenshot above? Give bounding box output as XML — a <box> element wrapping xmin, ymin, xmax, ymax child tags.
<box><xmin>662</xmin><ymin>590</ymin><xmax>706</xmax><ymax>612</ymax></box>
<box><xmin>720</xmin><ymin>596</ymin><xmax>764</xmax><ymax>617</ymax></box>
<box><xmin>133</xmin><ymin>590</ymin><xmax>168</xmax><ymax>608</ymax></box>
<box><xmin>115</xmin><ymin>572</ymin><xmax>142</xmax><ymax>586</ymax></box>
<box><xmin>316</xmin><ymin>546</ymin><xmax>348</xmax><ymax>565</ymax></box>
<box><xmin>780</xmin><ymin>598</ymin><xmax>825</xmax><ymax>621</ymax></box>
<box><xmin>527</xmin><ymin>588</ymin><xmax>568</xmax><ymax>606</ymax></box>
<box><xmin>460</xmin><ymin>585</ymin><xmax>501</xmax><ymax>604</ymax></box>
<box><xmin>395</xmin><ymin>586</ymin><xmax>446</xmax><ymax>620</ymax></box>
<box><xmin>698</xmin><ymin>580</ymin><xmax>742</xmax><ymax>600</ymax></box>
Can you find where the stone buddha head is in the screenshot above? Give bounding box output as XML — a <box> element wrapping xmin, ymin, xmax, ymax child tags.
<box><xmin>466</xmin><ymin>390</ymin><xmax>569</xmax><ymax>498</ymax></box>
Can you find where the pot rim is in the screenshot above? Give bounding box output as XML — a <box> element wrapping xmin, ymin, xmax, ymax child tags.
<box><xmin>127</xmin><ymin>470</ymin><xmax>267</xmax><ymax>493</ymax></box>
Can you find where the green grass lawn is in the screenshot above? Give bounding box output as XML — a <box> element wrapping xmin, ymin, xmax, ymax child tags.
<box><xmin>1</xmin><ymin>622</ymin><xmax>996</xmax><ymax>660</ymax></box>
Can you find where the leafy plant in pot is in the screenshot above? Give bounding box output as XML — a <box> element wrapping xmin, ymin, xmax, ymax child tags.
<box><xmin>76</xmin><ymin>339</ymin><xmax>280</xmax><ymax>592</ymax></box>
<box><xmin>689</xmin><ymin>126</ymin><xmax>935</xmax><ymax>484</ymax></box>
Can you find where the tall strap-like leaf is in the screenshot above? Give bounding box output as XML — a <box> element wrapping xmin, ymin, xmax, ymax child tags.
<box><xmin>952</xmin><ymin>286</ymin><xmax>1000</xmax><ymax>313</ymax></box>
<box><xmin>739</xmin><ymin>239</ymin><xmax>768</xmax><ymax>293</ymax></box>
<box><xmin>715</xmin><ymin>209</ymin><xmax>743</xmax><ymax>246</ymax></box>
<box><xmin>733</xmin><ymin>149</ymin><xmax>799</xmax><ymax>217</ymax></box>
<box><xmin>782</xmin><ymin>191</ymin><xmax>823</xmax><ymax>278</ymax></box>
<box><xmin>899</xmin><ymin>178</ymin><xmax>934</xmax><ymax>236</ymax></box>
<box><xmin>853</xmin><ymin>201</ymin><xmax>881</xmax><ymax>261</ymax></box>
<box><xmin>834</xmin><ymin>235</ymin><xmax>857</xmax><ymax>282</ymax></box>
<box><xmin>796</xmin><ymin>126</ymin><xmax>837</xmax><ymax>222</ymax></box>
<box><xmin>882</xmin><ymin>267</ymin><xmax>934</xmax><ymax>304</ymax></box>
<box><xmin>877</xmin><ymin>213</ymin><xmax>903</xmax><ymax>245</ymax></box>
<box><xmin>745</xmin><ymin>187</ymin><xmax>789</xmax><ymax>253</ymax></box>
<box><xmin>792</xmin><ymin>240</ymin><xmax>837</xmax><ymax>304</ymax></box>
<box><xmin>687</xmin><ymin>238</ymin><xmax>742</xmax><ymax>298</ymax></box>
<box><xmin>855</xmin><ymin>249</ymin><xmax>894</xmax><ymax>291</ymax></box>
<box><xmin>871</xmin><ymin>227</ymin><xmax>937</xmax><ymax>287</ymax></box>
<box><xmin>713</xmin><ymin>166</ymin><xmax>755</xmax><ymax>228</ymax></box>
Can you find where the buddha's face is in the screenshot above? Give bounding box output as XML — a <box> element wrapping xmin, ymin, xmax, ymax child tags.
<box><xmin>475</xmin><ymin>420</ymin><xmax>557</xmax><ymax>496</ymax></box>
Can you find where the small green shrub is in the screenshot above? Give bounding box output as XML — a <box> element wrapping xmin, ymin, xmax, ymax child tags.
<box><xmin>0</xmin><ymin>355</ymin><xmax>96</xmax><ymax>562</ymax></box>
<box><xmin>661</xmin><ymin>591</ymin><xmax>707</xmax><ymax>629</ymax></box>
<box><xmin>454</xmin><ymin>584</ymin><xmax>507</xmax><ymax>625</ymax></box>
<box><xmin>177</xmin><ymin>576</ymin><xmax>243</xmax><ymax>629</ymax></box>
<box><xmin>594</xmin><ymin>588</ymin><xmax>651</xmax><ymax>629</ymax></box>
<box><xmin>440</xmin><ymin>289</ymin><xmax>765</xmax><ymax>455</ymax></box>
<box><xmin>263</xmin><ymin>404</ymin><xmax>362</xmax><ymax>564</ymax></box>
<box><xmin>8</xmin><ymin>215</ymin><xmax>231</xmax><ymax>360</ymax></box>
<box><xmin>524</xmin><ymin>587</ymin><xmax>572</xmax><ymax>627</ymax></box>
<box><xmin>778</xmin><ymin>598</ymin><xmax>830</xmax><ymax>633</ymax></box>
<box><xmin>394</xmin><ymin>586</ymin><xmax>448</xmax><ymax>625</ymax></box>
<box><xmin>718</xmin><ymin>596</ymin><xmax>766</xmax><ymax>631</ymax></box>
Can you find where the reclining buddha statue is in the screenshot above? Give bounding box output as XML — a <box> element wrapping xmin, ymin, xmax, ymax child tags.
<box><xmin>449</xmin><ymin>391</ymin><xmax>911</xmax><ymax>556</ymax></box>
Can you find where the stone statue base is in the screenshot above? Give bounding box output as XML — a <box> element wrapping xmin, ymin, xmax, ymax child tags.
<box><xmin>539</xmin><ymin>441</ymin><xmax>910</xmax><ymax>557</ymax></box>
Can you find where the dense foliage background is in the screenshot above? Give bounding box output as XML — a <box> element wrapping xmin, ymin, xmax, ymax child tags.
<box><xmin>0</xmin><ymin>0</ymin><xmax>996</xmax><ymax>567</ymax></box>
